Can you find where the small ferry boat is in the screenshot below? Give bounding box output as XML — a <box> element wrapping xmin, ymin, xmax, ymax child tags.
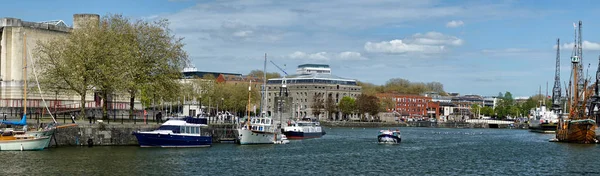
<box><xmin>378</xmin><ymin>129</ymin><xmax>401</xmax><ymax>144</ymax></box>
<box><xmin>133</xmin><ymin>117</ymin><xmax>212</xmax><ymax>147</ymax></box>
<box><xmin>283</xmin><ymin>119</ymin><xmax>326</xmax><ymax>139</ymax></box>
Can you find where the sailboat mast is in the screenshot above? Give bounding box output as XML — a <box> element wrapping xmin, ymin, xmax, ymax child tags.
<box><xmin>247</xmin><ymin>80</ymin><xmax>251</xmax><ymax>129</ymax></box>
<box><xmin>23</xmin><ymin>33</ymin><xmax>27</xmax><ymax>116</ymax></box>
<box><xmin>263</xmin><ymin>53</ymin><xmax>267</xmax><ymax>117</ymax></box>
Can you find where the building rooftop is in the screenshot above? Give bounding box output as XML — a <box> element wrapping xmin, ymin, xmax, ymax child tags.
<box><xmin>267</xmin><ymin>73</ymin><xmax>357</xmax><ymax>85</ymax></box>
<box><xmin>297</xmin><ymin>64</ymin><xmax>329</xmax><ymax>68</ymax></box>
<box><xmin>0</xmin><ymin>17</ymin><xmax>71</xmax><ymax>33</ymax></box>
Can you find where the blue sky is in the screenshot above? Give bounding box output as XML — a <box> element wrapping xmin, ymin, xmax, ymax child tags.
<box><xmin>4</xmin><ymin>0</ymin><xmax>600</xmax><ymax>97</ymax></box>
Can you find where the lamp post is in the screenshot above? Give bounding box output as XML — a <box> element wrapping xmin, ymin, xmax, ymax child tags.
<box><xmin>216</xmin><ymin>98</ymin><xmax>219</xmax><ymax>123</ymax></box>
<box><xmin>220</xmin><ymin>97</ymin><xmax>224</xmax><ymax>123</ymax></box>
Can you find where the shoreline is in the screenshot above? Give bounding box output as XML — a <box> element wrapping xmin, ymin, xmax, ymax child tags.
<box><xmin>320</xmin><ymin>121</ymin><xmax>528</xmax><ymax>129</ymax></box>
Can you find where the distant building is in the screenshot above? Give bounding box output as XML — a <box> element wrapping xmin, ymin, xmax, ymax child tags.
<box><xmin>483</xmin><ymin>96</ymin><xmax>499</xmax><ymax>108</ymax></box>
<box><xmin>266</xmin><ymin>64</ymin><xmax>361</xmax><ymax>121</ymax></box>
<box><xmin>377</xmin><ymin>93</ymin><xmax>440</xmax><ymax>120</ymax></box>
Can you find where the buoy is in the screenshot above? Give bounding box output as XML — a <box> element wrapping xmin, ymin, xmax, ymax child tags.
<box><xmin>20</xmin><ymin>144</ymin><xmax>23</xmax><ymax>151</ymax></box>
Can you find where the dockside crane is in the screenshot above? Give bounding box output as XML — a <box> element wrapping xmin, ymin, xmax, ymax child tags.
<box><xmin>552</xmin><ymin>38</ymin><xmax>562</xmax><ymax>113</ymax></box>
<box><xmin>269</xmin><ymin>60</ymin><xmax>289</xmax><ymax>76</ymax></box>
<box><xmin>269</xmin><ymin>60</ymin><xmax>289</xmax><ymax>96</ymax></box>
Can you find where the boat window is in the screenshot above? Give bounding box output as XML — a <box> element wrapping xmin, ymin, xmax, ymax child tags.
<box><xmin>196</xmin><ymin>127</ymin><xmax>201</xmax><ymax>134</ymax></box>
<box><xmin>261</xmin><ymin>119</ymin><xmax>265</xmax><ymax>124</ymax></box>
<box><xmin>186</xmin><ymin>126</ymin><xmax>191</xmax><ymax>134</ymax></box>
<box><xmin>181</xmin><ymin>126</ymin><xmax>186</xmax><ymax>133</ymax></box>
<box><xmin>266</xmin><ymin>119</ymin><xmax>271</xmax><ymax>124</ymax></box>
<box><xmin>158</xmin><ymin>125</ymin><xmax>181</xmax><ymax>133</ymax></box>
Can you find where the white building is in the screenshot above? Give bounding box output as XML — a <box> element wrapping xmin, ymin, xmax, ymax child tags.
<box><xmin>296</xmin><ymin>64</ymin><xmax>331</xmax><ymax>75</ymax></box>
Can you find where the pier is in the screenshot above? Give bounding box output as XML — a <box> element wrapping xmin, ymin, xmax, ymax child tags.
<box><xmin>39</xmin><ymin>122</ymin><xmax>239</xmax><ymax>147</ymax></box>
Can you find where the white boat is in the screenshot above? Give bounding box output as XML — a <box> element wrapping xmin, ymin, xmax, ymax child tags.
<box><xmin>378</xmin><ymin>129</ymin><xmax>401</xmax><ymax>144</ymax></box>
<box><xmin>237</xmin><ymin>54</ymin><xmax>289</xmax><ymax>145</ymax></box>
<box><xmin>529</xmin><ymin>105</ymin><xmax>559</xmax><ymax>133</ymax></box>
<box><xmin>237</xmin><ymin>116</ymin><xmax>289</xmax><ymax>144</ymax></box>
<box><xmin>0</xmin><ymin>131</ymin><xmax>52</xmax><ymax>151</ymax></box>
<box><xmin>0</xmin><ymin>33</ymin><xmax>55</xmax><ymax>151</ymax></box>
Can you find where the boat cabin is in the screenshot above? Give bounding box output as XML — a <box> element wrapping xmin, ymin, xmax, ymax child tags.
<box><xmin>249</xmin><ymin>117</ymin><xmax>275</xmax><ymax>132</ymax></box>
<box><xmin>156</xmin><ymin>117</ymin><xmax>208</xmax><ymax>135</ymax></box>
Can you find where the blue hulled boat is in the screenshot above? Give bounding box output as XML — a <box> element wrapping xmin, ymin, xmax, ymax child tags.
<box><xmin>133</xmin><ymin>117</ymin><xmax>212</xmax><ymax>147</ymax></box>
<box><xmin>378</xmin><ymin>129</ymin><xmax>401</xmax><ymax>144</ymax></box>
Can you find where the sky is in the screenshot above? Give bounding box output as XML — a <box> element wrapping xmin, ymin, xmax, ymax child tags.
<box><xmin>4</xmin><ymin>0</ymin><xmax>600</xmax><ymax>97</ymax></box>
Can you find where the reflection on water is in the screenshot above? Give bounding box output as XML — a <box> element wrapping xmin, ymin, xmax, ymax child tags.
<box><xmin>1</xmin><ymin>127</ymin><xmax>600</xmax><ymax>175</ymax></box>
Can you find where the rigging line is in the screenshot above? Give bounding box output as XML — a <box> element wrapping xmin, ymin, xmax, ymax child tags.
<box><xmin>26</xmin><ymin>42</ymin><xmax>57</xmax><ymax>123</ymax></box>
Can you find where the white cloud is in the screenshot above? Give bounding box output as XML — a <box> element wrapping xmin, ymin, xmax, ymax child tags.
<box><xmin>364</xmin><ymin>32</ymin><xmax>462</xmax><ymax>54</ymax></box>
<box><xmin>233</xmin><ymin>30</ymin><xmax>253</xmax><ymax>37</ymax></box>
<box><xmin>338</xmin><ymin>51</ymin><xmax>364</xmax><ymax>60</ymax></box>
<box><xmin>288</xmin><ymin>51</ymin><xmax>367</xmax><ymax>60</ymax></box>
<box><xmin>555</xmin><ymin>41</ymin><xmax>600</xmax><ymax>51</ymax></box>
<box><xmin>446</xmin><ymin>20</ymin><xmax>464</xmax><ymax>28</ymax></box>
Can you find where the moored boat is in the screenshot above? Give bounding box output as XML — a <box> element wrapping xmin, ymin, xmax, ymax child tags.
<box><xmin>133</xmin><ymin>117</ymin><xmax>212</xmax><ymax>147</ymax></box>
<box><xmin>0</xmin><ymin>130</ymin><xmax>51</xmax><ymax>151</ymax></box>
<box><xmin>529</xmin><ymin>105</ymin><xmax>558</xmax><ymax>133</ymax></box>
<box><xmin>555</xmin><ymin>21</ymin><xmax>598</xmax><ymax>144</ymax></box>
<box><xmin>283</xmin><ymin>119</ymin><xmax>326</xmax><ymax>139</ymax></box>
<box><xmin>378</xmin><ymin>129</ymin><xmax>401</xmax><ymax>144</ymax></box>
<box><xmin>237</xmin><ymin>116</ymin><xmax>289</xmax><ymax>144</ymax></box>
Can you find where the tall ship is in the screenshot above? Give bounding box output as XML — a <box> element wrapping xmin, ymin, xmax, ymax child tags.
<box><xmin>237</xmin><ymin>54</ymin><xmax>289</xmax><ymax>145</ymax></box>
<box><xmin>284</xmin><ymin>119</ymin><xmax>326</xmax><ymax>139</ymax></box>
<box><xmin>529</xmin><ymin>105</ymin><xmax>559</xmax><ymax>133</ymax></box>
<box><xmin>555</xmin><ymin>21</ymin><xmax>598</xmax><ymax>144</ymax></box>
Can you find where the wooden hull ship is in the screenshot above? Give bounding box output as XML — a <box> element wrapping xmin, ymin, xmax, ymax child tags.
<box><xmin>556</xmin><ymin>119</ymin><xmax>597</xmax><ymax>143</ymax></box>
<box><xmin>555</xmin><ymin>21</ymin><xmax>598</xmax><ymax>144</ymax></box>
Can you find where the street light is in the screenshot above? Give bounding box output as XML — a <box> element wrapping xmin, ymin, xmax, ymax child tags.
<box><xmin>220</xmin><ymin>97</ymin><xmax>224</xmax><ymax>123</ymax></box>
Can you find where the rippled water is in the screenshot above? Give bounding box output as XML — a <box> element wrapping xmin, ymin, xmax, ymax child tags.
<box><xmin>2</xmin><ymin>127</ymin><xmax>600</xmax><ymax>175</ymax></box>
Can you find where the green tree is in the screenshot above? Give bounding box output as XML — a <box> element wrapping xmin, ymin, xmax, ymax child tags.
<box><xmin>471</xmin><ymin>104</ymin><xmax>481</xmax><ymax>118</ymax></box>
<box><xmin>127</xmin><ymin>17</ymin><xmax>187</xmax><ymax>118</ymax></box>
<box><xmin>481</xmin><ymin>106</ymin><xmax>494</xmax><ymax>117</ymax></box>
<box><xmin>338</xmin><ymin>96</ymin><xmax>356</xmax><ymax>120</ymax></box>
<box><xmin>36</xmin><ymin>16</ymin><xmax>102</xmax><ymax>119</ymax></box>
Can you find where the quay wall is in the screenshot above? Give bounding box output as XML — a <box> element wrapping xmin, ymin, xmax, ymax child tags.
<box><xmin>47</xmin><ymin>123</ymin><xmax>238</xmax><ymax>147</ymax></box>
<box><xmin>320</xmin><ymin>121</ymin><xmax>526</xmax><ymax>129</ymax></box>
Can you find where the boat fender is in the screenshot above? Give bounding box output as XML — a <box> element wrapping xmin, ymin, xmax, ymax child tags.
<box><xmin>87</xmin><ymin>138</ymin><xmax>93</xmax><ymax>147</ymax></box>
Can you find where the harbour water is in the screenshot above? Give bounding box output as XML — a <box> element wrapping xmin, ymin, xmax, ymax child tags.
<box><xmin>3</xmin><ymin>127</ymin><xmax>600</xmax><ymax>175</ymax></box>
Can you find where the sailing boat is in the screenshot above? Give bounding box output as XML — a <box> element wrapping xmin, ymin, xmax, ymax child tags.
<box><xmin>555</xmin><ymin>21</ymin><xmax>598</xmax><ymax>144</ymax></box>
<box><xmin>0</xmin><ymin>33</ymin><xmax>52</xmax><ymax>151</ymax></box>
<box><xmin>237</xmin><ymin>54</ymin><xmax>289</xmax><ymax>145</ymax></box>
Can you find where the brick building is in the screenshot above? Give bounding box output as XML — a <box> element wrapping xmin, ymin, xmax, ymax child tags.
<box><xmin>377</xmin><ymin>93</ymin><xmax>440</xmax><ymax>120</ymax></box>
